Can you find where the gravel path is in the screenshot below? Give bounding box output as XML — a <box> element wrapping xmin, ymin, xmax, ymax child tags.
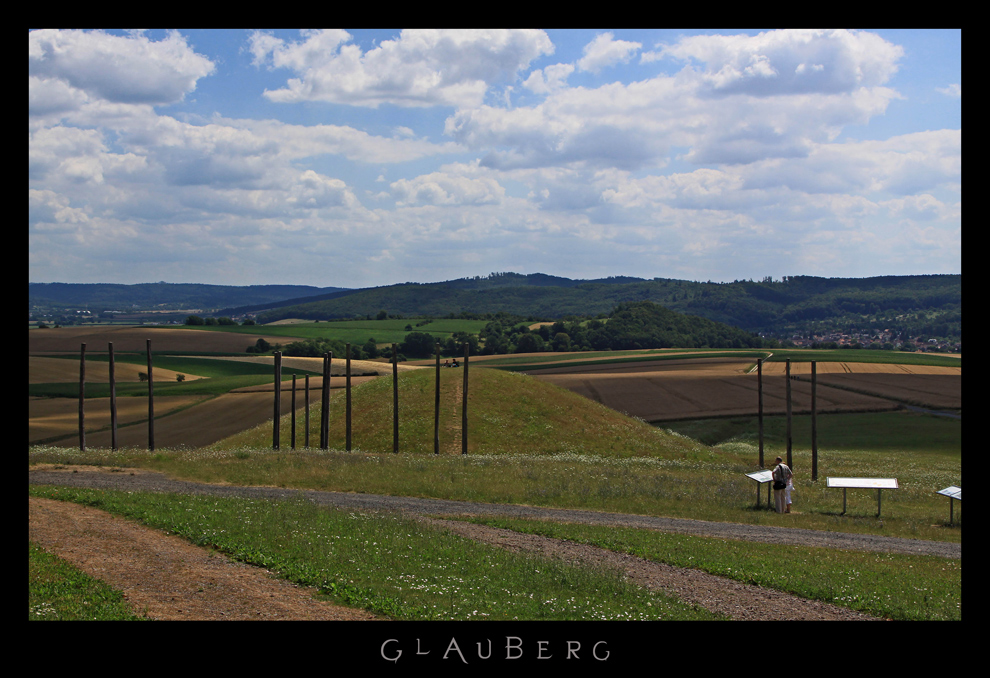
<box><xmin>29</xmin><ymin>465</ymin><xmax>960</xmax><ymax>621</ymax></box>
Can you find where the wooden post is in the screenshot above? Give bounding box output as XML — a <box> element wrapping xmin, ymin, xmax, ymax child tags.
<box><xmin>146</xmin><ymin>339</ymin><xmax>155</xmax><ymax>452</ymax></box>
<box><xmin>305</xmin><ymin>375</ymin><xmax>310</xmax><ymax>448</ymax></box>
<box><xmin>321</xmin><ymin>352</ymin><xmax>331</xmax><ymax>449</ymax></box>
<box><xmin>78</xmin><ymin>343</ymin><xmax>86</xmax><ymax>452</ymax></box>
<box><xmin>345</xmin><ymin>343</ymin><xmax>352</xmax><ymax>452</ymax></box>
<box><xmin>785</xmin><ymin>358</ymin><xmax>792</xmax><ymax>469</ymax></box>
<box><xmin>757</xmin><ymin>357</ymin><xmax>764</xmax><ymax>467</ymax></box>
<box><xmin>291</xmin><ymin>374</ymin><xmax>297</xmax><ymax>450</ymax></box>
<box><xmin>273</xmin><ymin>351</ymin><xmax>281</xmax><ymax>450</ymax></box>
<box><xmin>462</xmin><ymin>342</ymin><xmax>469</xmax><ymax>455</ymax></box>
<box><xmin>109</xmin><ymin>342</ymin><xmax>118</xmax><ymax>450</ymax></box>
<box><xmin>434</xmin><ymin>342</ymin><xmax>440</xmax><ymax>455</ymax></box>
<box><xmin>392</xmin><ymin>344</ymin><xmax>399</xmax><ymax>454</ymax></box>
<box><xmin>319</xmin><ymin>355</ymin><xmax>326</xmax><ymax>449</ymax></box>
<box><xmin>811</xmin><ymin>361</ymin><xmax>818</xmax><ymax>481</ymax></box>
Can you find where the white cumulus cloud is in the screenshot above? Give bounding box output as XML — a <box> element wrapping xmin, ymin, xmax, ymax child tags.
<box><xmin>250</xmin><ymin>28</ymin><xmax>554</xmax><ymax>108</ymax></box>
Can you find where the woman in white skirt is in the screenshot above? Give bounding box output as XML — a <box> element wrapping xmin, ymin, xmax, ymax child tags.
<box><xmin>772</xmin><ymin>456</ymin><xmax>793</xmax><ymax>513</ymax></box>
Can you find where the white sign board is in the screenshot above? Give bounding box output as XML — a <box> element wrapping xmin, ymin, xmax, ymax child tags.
<box><xmin>937</xmin><ymin>486</ymin><xmax>961</xmax><ymax>500</ymax></box>
<box><xmin>827</xmin><ymin>477</ymin><xmax>899</xmax><ymax>489</ymax></box>
<box><xmin>746</xmin><ymin>470</ymin><xmax>774</xmax><ymax>483</ymax></box>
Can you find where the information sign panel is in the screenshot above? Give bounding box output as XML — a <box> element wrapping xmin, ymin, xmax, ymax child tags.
<box><xmin>745</xmin><ymin>470</ymin><xmax>774</xmax><ymax>508</ymax></box>
<box><xmin>937</xmin><ymin>486</ymin><xmax>961</xmax><ymax>500</ymax></box>
<box><xmin>827</xmin><ymin>477</ymin><xmax>898</xmax><ymax>489</ymax></box>
<box><xmin>826</xmin><ymin>477</ymin><xmax>898</xmax><ymax>517</ymax></box>
<box><xmin>936</xmin><ymin>486</ymin><xmax>961</xmax><ymax>525</ymax></box>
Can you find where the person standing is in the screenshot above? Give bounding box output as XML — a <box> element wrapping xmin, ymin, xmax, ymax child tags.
<box><xmin>772</xmin><ymin>456</ymin><xmax>793</xmax><ymax>513</ymax></box>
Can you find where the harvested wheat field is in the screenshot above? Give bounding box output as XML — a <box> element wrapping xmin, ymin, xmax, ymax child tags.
<box><xmin>65</xmin><ymin>391</ymin><xmax>304</xmax><ymax>449</ymax></box>
<box><xmin>527</xmin><ymin>357</ymin><xmax>940</xmax><ymax>422</ymax></box>
<box><xmin>29</xmin><ymin>325</ymin><xmax>299</xmax><ymax>355</ymax></box>
<box><xmin>29</xmin><ymin>395</ymin><xmax>209</xmax><ymax>444</ymax></box>
<box><xmin>759</xmin><ymin>361</ymin><xmax>961</xmax><ymax>411</ymax></box>
<box><xmin>29</xmin><ymin>356</ymin><xmax>205</xmax><ymax>384</ymax></box>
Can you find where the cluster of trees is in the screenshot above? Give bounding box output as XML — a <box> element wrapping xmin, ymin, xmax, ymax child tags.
<box><xmin>399</xmin><ymin>331</ymin><xmax>479</xmax><ymax>358</ymax></box>
<box><xmin>271</xmin><ymin>302</ymin><xmax>769</xmax><ymax>360</ymax></box>
<box><xmin>185</xmin><ymin>315</ymin><xmax>239</xmax><ymax>326</ymax></box>
<box><xmin>476</xmin><ymin>302</ymin><xmax>770</xmax><ymax>355</ymax></box>
<box><xmin>278</xmin><ymin>336</ymin><xmax>387</xmax><ymax>361</ymax></box>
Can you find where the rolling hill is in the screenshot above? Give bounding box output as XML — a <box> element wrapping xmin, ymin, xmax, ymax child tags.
<box><xmin>247</xmin><ymin>272</ymin><xmax>960</xmax><ymax>342</ymax></box>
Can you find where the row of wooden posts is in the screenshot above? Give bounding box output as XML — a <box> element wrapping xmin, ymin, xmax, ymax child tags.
<box><xmin>77</xmin><ymin>343</ymin><xmax>816</xmax><ymax>478</ymax></box>
<box><xmin>757</xmin><ymin>357</ymin><xmax>820</xmax><ymax>480</ymax></box>
<box><xmin>77</xmin><ymin>340</ymin><xmax>471</xmax><ymax>457</ymax></box>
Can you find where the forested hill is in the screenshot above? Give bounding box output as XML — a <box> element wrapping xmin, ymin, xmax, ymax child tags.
<box><xmin>252</xmin><ymin>273</ymin><xmax>960</xmax><ymax>340</ymax></box>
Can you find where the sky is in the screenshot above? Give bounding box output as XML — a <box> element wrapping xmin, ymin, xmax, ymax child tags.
<box><xmin>29</xmin><ymin>28</ymin><xmax>961</xmax><ymax>288</ymax></box>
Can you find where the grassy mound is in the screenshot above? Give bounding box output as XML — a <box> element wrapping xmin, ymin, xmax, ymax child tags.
<box><xmin>217</xmin><ymin>365</ymin><xmax>703</xmax><ymax>459</ymax></box>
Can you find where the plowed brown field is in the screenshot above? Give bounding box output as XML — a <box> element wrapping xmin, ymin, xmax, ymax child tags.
<box><xmin>29</xmin><ymin>325</ymin><xmax>298</xmax><ymax>354</ymax></box>
<box><xmin>529</xmin><ymin>358</ymin><xmax>960</xmax><ymax>422</ymax></box>
<box><xmin>29</xmin><ymin>395</ymin><xmax>209</xmax><ymax>444</ymax></box>
<box><xmin>35</xmin><ymin>391</ymin><xmax>310</xmax><ymax>449</ymax></box>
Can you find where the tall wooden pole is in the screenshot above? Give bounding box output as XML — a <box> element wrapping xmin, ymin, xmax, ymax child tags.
<box><xmin>392</xmin><ymin>344</ymin><xmax>399</xmax><ymax>454</ymax></box>
<box><xmin>812</xmin><ymin>361</ymin><xmax>818</xmax><ymax>481</ymax></box>
<box><xmin>434</xmin><ymin>342</ymin><xmax>440</xmax><ymax>455</ymax></box>
<box><xmin>321</xmin><ymin>352</ymin><xmax>331</xmax><ymax>449</ymax></box>
<box><xmin>319</xmin><ymin>355</ymin><xmax>326</xmax><ymax>449</ymax></box>
<box><xmin>785</xmin><ymin>358</ymin><xmax>792</xmax><ymax>469</ymax></box>
<box><xmin>757</xmin><ymin>357</ymin><xmax>764</xmax><ymax>468</ymax></box>
<box><xmin>273</xmin><ymin>351</ymin><xmax>281</xmax><ymax>450</ymax></box>
<box><xmin>146</xmin><ymin>339</ymin><xmax>155</xmax><ymax>452</ymax></box>
<box><xmin>291</xmin><ymin>374</ymin><xmax>297</xmax><ymax>450</ymax></box>
<box><xmin>78</xmin><ymin>343</ymin><xmax>86</xmax><ymax>452</ymax></box>
<box><xmin>305</xmin><ymin>375</ymin><xmax>310</xmax><ymax>448</ymax></box>
<box><xmin>345</xmin><ymin>343</ymin><xmax>352</xmax><ymax>452</ymax></box>
<box><xmin>462</xmin><ymin>343</ymin><xmax>469</xmax><ymax>455</ymax></box>
<box><xmin>109</xmin><ymin>342</ymin><xmax>118</xmax><ymax>451</ymax></box>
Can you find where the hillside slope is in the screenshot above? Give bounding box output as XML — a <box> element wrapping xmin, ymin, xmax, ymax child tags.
<box><xmin>217</xmin><ymin>365</ymin><xmax>702</xmax><ymax>458</ymax></box>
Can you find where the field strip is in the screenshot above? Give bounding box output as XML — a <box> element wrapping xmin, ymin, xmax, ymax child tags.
<box><xmin>759</xmin><ymin>361</ymin><xmax>960</xmax><ymax>375</ymax></box>
<box><xmin>535</xmin><ymin>369</ymin><xmax>910</xmax><ymax>421</ymax></box>
<box><xmin>29</xmin><ymin>356</ymin><xmax>206</xmax><ymax>383</ymax></box>
<box><xmin>230</xmin><ymin>375</ymin><xmax>377</xmax><ymax>392</ymax></box>
<box><xmin>188</xmin><ymin>355</ymin><xmax>425</xmax><ymax>376</ymax></box>
<box><xmin>522</xmin><ymin>356</ymin><xmax>755</xmax><ymax>376</ymax></box>
<box><xmin>30</xmin><ymin>326</ymin><xmax>301</xmax><ymax>354</ymax></box>
<box><xmin>62</xmin><ymin>392</ymin><xmax>301</xmax><ymax>449</ymax></box>
<box><xmin>29</xmin><ymin>395</ymin><xmax>209</xmax><ymax>443</ymax></box>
